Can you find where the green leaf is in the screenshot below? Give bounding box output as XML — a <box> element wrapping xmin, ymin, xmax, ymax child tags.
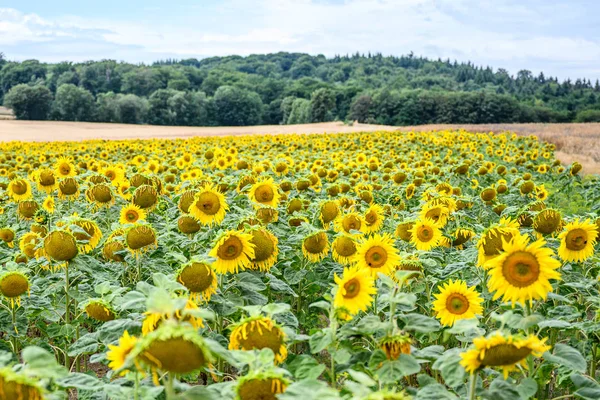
<box><xmin>278</xmin><ymin>380</ymin><xmax>341</xmax><ymax>400</ymax></box>
<box><xmin>68</xmin><ymin>333</ymin><xmax>100</xmax><ymax>357</ymax></box>
<box><xmin>400</xmin><ymin>313</ymin><xmax>441</xmax><ymax>333</ymax></box>
<box><xmin>309</xmin><ymin>329</ymin><xmax>333</xmax><ymax>354</ymax></box>
<box><xmin>376</xmin><ymin>355</ymin><xmax>421</xmax><ymax>383</ymax></box>
<box><xmin>334</xmin><ymin>348</ymin><xmax>352</xmax><ymax>364</ymax></box>
<box><xmin>571</xmin><ymin>373</ymin><xmax>600</xmax><ymax>400</ymax></box>
<box><xmin>544</xmin><ymin>344</ymin><xmax>587</xmax><ymax>373</ymax></box>
<box><xmin>288</xmin><ymin>355</ymin><xmax>326</xmax><ymax>380</ymax></box>
<box><xmin>57</xmin><ymin>373</ymin><xmax>104</xmax><ymax>390</ymax></box>
<box><xmin>517</xmin><ymin>378</ymin><xmax>538</xmax><ymax>399</ymax></box>
<box><xmin>261</xmin><ymin>303</ymin><xmax>291</xmax><ymax>316</ymax></box>
<box><xmin>537</xmin><ymin>319</ymin><xmax>572</xmax><ymax>329</ymax></box>
<box><xmin>236</xmin><ymin>272</ymin><xmax>267</xmax><ymax>291</ymax></box>
<box><xmin>432</xmin><ymin>349</ymin><xmax>466</xmax><ymax>388</ymax></box>
<box><xmin>485</xmin><ymin>378</ymin><xmax>521</xmax><ymax>400</ymax></box>
<box><xmin>416</xmin><ymin>383</ymin><xmax>459</xmax><ymax>400</ymax></box>
<box><xmin>347</xmin><ymin>369</ymin><xmax>376</xmax><ymax>387</ymax></box>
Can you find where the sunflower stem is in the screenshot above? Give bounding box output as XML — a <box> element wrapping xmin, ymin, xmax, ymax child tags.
<box><xmin>64</xmin><ymin>261</ymin><xmax>71</xmax><ymax>369</ymax></box>
<box><xmin>10</xmin><ymin>303</ymin><xmax>18</xmax><ymax>356</ymax></box>
<box><xmin>165</xmin><ymin>372</ymin><xmax>176</xmax><ymax>399</ymax></box>
<box><xmin>329</xmin><ymin>305</ymin><xmax>338</xmax><ymax>388</ymax></box>
<box><xmin>591</xmin><ymin>342</ymin><xmax>598</xmax><ymax>379</ymax></box>
<box><xmin>468</xmin><ymin>373</ymin><xmax>477</xmax><ymax>400</ymax></box>
<box><xmin>134</xmin><ymin>371</ymin><xmax>140</xmax><ymax>400</ymax></box>
<box><xmin>388</xmin><ymin>285</ymin><xmax>399</xmax><ymax>335</ymax></box>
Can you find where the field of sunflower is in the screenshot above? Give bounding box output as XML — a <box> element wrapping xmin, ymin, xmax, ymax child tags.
<box><xmin>0</xmin><ymin>129</ymin><xmax>598</xmax><ymax>400</ymax></box>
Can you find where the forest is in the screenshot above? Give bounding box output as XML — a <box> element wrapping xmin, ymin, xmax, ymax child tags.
<box><xmin>2</xmin><ymin>51</ymin><xmax>600</xmax><ymax>126</ymax></box>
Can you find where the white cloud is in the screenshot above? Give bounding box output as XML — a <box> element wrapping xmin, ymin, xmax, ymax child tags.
<box><xmin>0</xmin><ymin>2</ymin><xmax>599</xmax><ymax>80</ymax></box>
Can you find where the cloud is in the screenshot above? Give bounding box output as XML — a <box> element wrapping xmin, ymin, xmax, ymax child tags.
<box><xmin>0</xmin><ymin>2</ymin><xmax>599</xmax><ymax>80</ymax></box>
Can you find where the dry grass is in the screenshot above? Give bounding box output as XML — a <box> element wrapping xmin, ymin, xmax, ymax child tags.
<box><xmin>399</xmin><ymin>123</ymin><xmax>600</xmax><ymax>175</ymax></box>
<box><xmin>0</xmin><ymin>107</ymin><xmax>14</xmax><ymax>120</ymax></box>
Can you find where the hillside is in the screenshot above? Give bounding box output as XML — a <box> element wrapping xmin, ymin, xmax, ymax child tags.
<box><xmin>1</xmin><ymin>52</ymin><xmax>600</xmax><ymax>127</ymax></box>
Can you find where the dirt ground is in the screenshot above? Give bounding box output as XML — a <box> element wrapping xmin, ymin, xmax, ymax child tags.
<box><xmin>0</xmin><ymin>119</ymin><xmax>599</xmax><ymax>174</ymax></box>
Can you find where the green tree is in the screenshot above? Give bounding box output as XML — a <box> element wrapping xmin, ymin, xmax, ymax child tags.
<box><xmin>349</xmin><ymin>95</ymin><xmax>374</xmax><ymax>123</ymax></box>
<box><xmin>96</xmin><ymin>92</ymin><xmax>119</xmax><ymax>122</ymax></box>
<box><xmin>53</xmin><ymin>84</ymin><xmax>96</xmax><ymax>121</ymax></box>
<box><xmin>575</xmin><ymin>109</ymin><xmax>600</xmax><ymax>122</ymax></box>
<box><xmin>212</xmin><ymin>86</ymin><xmax>263</xmax><ymax>126</ymax></box>
<box><xmin>310</xmin><ymin>88</ymin><xmax>336</xmax><ymax>122</ymax></box>
<box><xmin>3</xmin><ymin>84</ymin><xmax>53</xmax><ymax>120</ymax></box>
<box><xmin>280</xmin><ymin>96</ymin><xmax>296</xmax><ymax>124</ymax></box>
<box><xmin>115</xmin><ymin>94</ymin><xmax>148</xmax><ymax>124</ymax></box>
<box><xmin>287</xmin><ymin>98</ymin><xmax>311</xmax><ymax>124</ymax></box>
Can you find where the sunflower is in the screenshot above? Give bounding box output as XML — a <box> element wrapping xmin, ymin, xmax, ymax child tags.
<box><xmin>54</xmin><ymin>156</ymin><xmax>77</xmax><ymax>178</ymax></box>
<box><xmin>0</xmin><ymin>271</ymin><xmax>30</xmax><ymax>307</ymax></box>
<box><xmin>248</xmin><ymin>177</ymin><xmax>281</xmax><ymax>208</ymax></box>
<box><xmin>476</xmin><ymin>217</ymin><xmax>520</xmax><ymax>267</ymax></box>
<box><xmin>17</xmin><ymin>201</ymin><xmax>39</xmax><ymax>220</ymax></box>
<box><xmin>410</xmin><ymin>219</ymin><xmax>442</xmax><ymax>251</ymax></box>
<box><xmin>248</xmin><ymin>228</ymin><xmax>279</xmax><ymax>271</ymax></box>
<box><xmin>432</xmin><ymin>280</ymin><xmax>484</xmax><ymax>327</ymax></box>
<box><xmin>301</xmin><ymin>231</ymin><xmax>330</xmax><ymax>262</ymax></box>
<box><xmin>120</xmin><ymin>204</ymin><xmax>147</xmax><ymax>225</ymax></box>
<box><xmin>235</xmin><ymin>369</ymin><xmax>289</xmax><ymax>400</ymax></box>
<box><xmin>395</xmin><ymin>221</ymin><xmax>414</xmax><ymax>242</ymax></box>
<box><xmin>177</xmin><ymin>215</ymin><xmax>201</xmax><ymax>235</ymax></box>
<box><xmin>87</xmin><ymin>184</ymin><xmax>115</xmax><ymax>208</ymax></box>
<box><xmin>229</xmin><ymin>316</ymin><xmax>288</xmax><ymax>364</ymax></box>
<box><xmin>177</xmin><ymin>261</ymin><xmax>218</xmax><ymax>303</ymax></box>
<box><xmin>533</xmin><ymin>209</ymin><xmax>563</xmax><ymax>236</ymax></box>
<box><xmin>379</xmin><ymin>334</ymin><xmax>412</xmax><ymax>360</ymax></box>
<box><xmin>189</xmin><ymin>183</ymin><xmax>228</xmax><ymax>226</ymax></box>
<box><xmin>0</xmin><ymin>228</ymin><xmax>15</xmax><ymax>248</ymax></box>
<box><xmin>452</xmin><ymin>228</ymin><xmax>476</xmax><ymax>247</ymax></box>
<box><xmin>19</xmin><ymin>232</ymin><xmax>42</xmax><ymax>259</ymax></box>
<box><xmin>125</xmin><ymin>224</ymin><xmax>158</xmax><ymax>256</ymax></box>
<box><xmin>132</xmin><ymin>184</ymin><xmax>159</xmax><ymax>210</ymax></box>
<box><xmin>209</xmin><ymin>230</ymin><xmax>255</xmax><ymax>274</ymax></box>
<box><xmin>363</xmin><ymin>204</ymin><xmax>385</xmax><ymax>233</ymax></box>
<box><xmin>36</xmin><ymin>168</ymin><xmax>58</xmax><ymax>194</ymax></box>
<box><xmin>103</xmin><ymin>240</ymin><xmax>127</xmax><ymax>262</ymax></box>
<box><xmin>67</xmin><ymin>218</ymin><xmax>103</xmax><ymax>254</ymax></box>
<box><xmin>41</xmin><ymin>196</ymin><xmax>55</xmax><ymax>213</ymax></box>
<box><xmin>486</xmin><ymin>234</ymin><xmax>561</xmax><ymax>306</ymax></box>
<box><xmin>0</xmin><ymin>368</ymin><xmax>44</xmax><ymax>400</ymax></box>
<box><xmin>419</xmin><ymin>203</ymin><xmax>450</xmax><ymax>227</ymax></box>
<box><xmin>142</xmin><ymin>299</ymin><xmax>204</xmax><ymax>335</ymax></box>
<box><xmin>43</xmin><ymin>230</ymin><xmax>78</xmax><ymax>263</ymax></box>
<box><xmin>332</xmin><ymin>235</ymin><xmax>357</xmax><ymax>265</ymax></box>
<box><xmin>7</xmin><ymin>179</ymin><xmax>32</xmax><ymax>201</ymax></box>
<box><xmin>557</xmin><ymin>219</ymin><xmax>598</xmax><ymax>263</ymax></box>
<box><xmin>353</xmin><ymin>233</ymin><xmax>401</xmax><ymax>278</ymax></box>
<box><xmin>335</xmin><ymin>212</ymin><xmax>365</xmax><ymax>236</ymax></box>
<box><xmin>333</xmin><ymin>265</ymin><xmax>376</xmax><ymax>317</ymax></box>
<box><xmin>84</xmin><ymin>299</ymin><xmax>116</xmax><ymax>322</ymax></box>
<box><xmin>460</xmin><ymin>332</ymin><xmax>551</xmax><ymax>379</ymax></box>
<box><xmin>319</xmin><ymin>200</ymin><xmax>339</xmax><ymax>227</ymax></box>
<box><xmin>58</xmin><ymin>177</ymin><xmax>80</xmax><ymax>199</ymax></box>
<box><xmin>107</xmin><ymin>330</ymin><xmax>138</xmax><ymax>375</ymax></box>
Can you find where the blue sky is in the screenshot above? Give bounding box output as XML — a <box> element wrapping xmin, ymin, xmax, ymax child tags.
<box><xmin>1</xmin><ymin>0</ymin><xmax>599</xmax><ymax>81</ymax></box>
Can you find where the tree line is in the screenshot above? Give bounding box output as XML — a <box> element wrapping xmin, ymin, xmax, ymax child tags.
<box><xmin>2</xmin><ymin>51</ymin><xmax>600</xmax><ymax>126</ymax></box>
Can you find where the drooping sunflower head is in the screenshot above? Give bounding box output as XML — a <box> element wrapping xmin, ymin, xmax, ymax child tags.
<box><xmin>0</xmin><ymin>271</ymin><xmax>30</xmax><ymax>306</ymax></box>
<box><xmin>353</xmin><ymin>233</ymin><xmax>401</xmax><ymax>278</ymax></box>
<box><xmin>58</xmin><ymin>177</ymin><xmax>79</xmax><ymax>199</ymax></box>
<box><xmin>87</xmin><ymin>183</ymin><xmax>115</xmax><ymax>207</ymax></box>
<box><xmin>67</xmin><ymin>218</ymin><xmax>103</xmax><ymax>254</ymax></box>
<box><xmin>332</xmin><ymin>235</ymin><xmax>357</xmax><ymax>265</ymax></box>
<box><xmin>132</xmin><ymin>184</ymin><xmax>159</xmax><ymax>210</ymax></box>
<box><xmin>229</xmin><ymin>316</ymin><xmax>288</xmax><ymax>364</ymax></box>
<box><xmin>363</xmin><ymin>204</ymin><xmax>385</xmax><ymax>233</ymax></box>
<box><xmin>54</xmin><ymin>156</ymin><xmax>76</xmax><ymax>178</ymax></box>
<box><xmin>248</xmin><ymin>228</ymin><xmax>279</xmax><ymax>272</ymax></box>
<box><xmin>256</xmin><ymin>206</ymin><xmax>279</xmax><ymax>224</ymax></box>
<box><xmin>43</xmin><ymin>230</ymin><xmax>79</xmax><ymax>262</ymax></box>
<box><xmin>452</xmin><ymin>228</ymin><xmax>476</xmax><ymax>248</ymax></box>
<box><xmin>335</xmin><ymin>212</ymin><xmax>365</xmax><ymax>236</ymax></box>
<box><xmin>176</xmin><ymin>261</ymin><xmax>218</xmax><ymax>303</ymax></box>
<box><xmin>379</xmin><ymin>334</ymin><xmax>412</xmax><ymax>360</ymax></box>
<box><xmin>36</xmin><ymin>168</ymin><xmax>58</xmax><ymax>194</ymax></box>
<box><xmin>409</xmin><ymin>219</ymin><xmax>442</xmax><ymax>251</ymax></box>
<box><xmin>120</xmin><ymin>204</ymin><xmax>147</xmax><ymax>225</ymax></box>
<box><xmin>8</xmin><ymin>178</ymin><xmax>32</xmax><ymax>201</ymax></box>
<box><xmin>103</xmin><ymin>240</ymin><xmax>127</xmax><ymax>263</ymax></box>
<box><xmin>460</xmin><ymin>332</ymin><xmax>551</xmax><ymax>379</ymax></box>
<box><xmin>301</xmin><ymin>231</ymin><xmax>330</xmax><ymax>262</ymax></box>
<box><xmin>486</xmin><ymin>233</ymin><xmax>561</xmax><ymax>306</ymax></box>
<box><xmin>189</xmin><ymin>183</ymin><xmax>228</xmax><ymax>226</ymax></box>
<box><xmin>319</xmin><ymin>200</ymin><xmax>339</xmax><ymax>227</ymax></box>
<box><xmin>177</xmin><ymin>190</ymin><xmax>197</xmax><ymax>213</ymax></box>
<box><xmin>395</xmin><ymin>221</ymin><xmax>414</xmax><ymax>242</ymax></box>
<box><xmin>333</xmin><ymin>265</ymin><xmax>376</xmax><ymax>318</ymax></box>
<box><xmin>177</xmin><ymin>215</ymin><xmax>201</xmax><ymax>235</ymax></box>
<box><xmin>84</xmin><ymin>299</ymin><xmax>116</xmax><ymax>322</ymax></box>
<box><xmin>0</xmin><ymin>367</ymin><xmax>44</xmax><ymax>400</ymax></box>
<box><xmin>135</xmin><ymin>324</ymin><xmax>213</xmax><ymax>374</ymax></box>
<box><xmin>533</xmin><ymin>208</ymin><xmax>563</xmax><ymax>236</ymax></box>
<box><xmin>248</xmin><ymin>178</ymin><xmax>281</xmax><ymax>208</ymax></box>
<box><xmin>235</xmin><ymin>369</ymin><xmax>289</xmax><ymax>400</ymax></box>
<box><xmin>142</xmin><ymin>298</ymin><xmax>204</xmax><ymax>336</ymax></box>
<box><xmin>558</xmin><ymin>218</ymin><xmax>599</xmax><ymax>263</ymax></box>
<box><xmin>418</xmin><ymin>203</ymin><xmax>450</xmax><ymax>227</ymax></box>
<box><xmin>17</xmin><ymin>200</ymin><xmax>39</xmax><ymax>220</ymax></box>
<box><xmin>125</xmin><ymin>224</ymin><xmax>158</xmax><ymax>256</ymax></box>
<box><xmin>476</xmin><ymin>217</ymin><xmax>520</xmax><ymax>267</ymax></box>
<box><xmin>19</xmin><ymin>232</ymin><xmax>42</xmax><ymax>260</ymax></box>
<box><xmin>0</xmin><ymin>227</ymin><xmax>15</xmax><ymax>247</ymax></box>
<box><xmin>432</xmin><ymin>279</ymin><xmax>484</xmax><ymax>327</ymax></box>
<box><xmin>391</xmin><ymin>258</ymin><xmax>423</xmax><ymax>283</ymax></box>
<box><xmin>209</xmin><ymin>230</ymin><xmax>255</xmax><ymax>274</ymax></box>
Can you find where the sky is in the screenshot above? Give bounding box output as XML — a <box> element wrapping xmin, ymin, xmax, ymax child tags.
<box><xmin>1</xmin><ymin>0</ymin><xmax>599</xmax><ymax>81</ymax></box>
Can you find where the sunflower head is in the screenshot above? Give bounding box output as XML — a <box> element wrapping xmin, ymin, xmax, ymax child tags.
<box><xmin>410</xmin><ymin>219</ymin><xmax>442</xmax><ymax>251</ymax></box>
<box><xmin>319</xmin><ymin>200</ymin><xmax>339</xmax><ymax>226</ymax></box>
<box><xmin>135</xmin><ymin>324</ymin><xmax>213</xmax><ymax>374</ymax></box>
<box><xmin>125</xmin><ymin>224</ymin><xmax>157</xmax><ymax>255</ymax></box>
<box><xmin>120</xmin><ymin>204</ymin><xmax>147</xmax><ymax>225</ymax></box>
<box><xmin>379</xmin><ymin>334</ymin><xmax>412</xmax><ymax>360</ymax></box>
<box><xmin>353</xmin><ymin>233</ymin><xmax>401</xmax><ymax>278</ymax></box>
<box><xmin>132</xmin><ymin>185</ymin><xmax>159</xmax><ymax>210</ymax></box>
<box><xmin>178</xmin><ymin>190</ymin><xmax>197</xmax><ymax>213</ymax></box>
<box><xmin>0</xmin><ymin>228</ymin><xmax>15</xmax><ymax>247</ymax></box>
<box><xmin>43</xmin><ymin>230</ymin><xmax>78</xmax><ymax>262</ymax></box>
<box><xmin>0</xmin><ymin>367</ymin><xmax>44</xmax><ymax>400</ymax></box>
<box><xmin>533</xmin><ymin>209</ymin><xmax>563</xmax><ymax>235</ymax></box>
<box><xmin>432</xmin><ymin>280</ymin><xmax>483</xmax><ymax>327</ymax></box>
<box><xmin>395</xmin><ymin>221</ymin><xmax>414</xmax><ymax>242</ymax></box>
<box><xmin>334</xmin><ymin>265</ymin><xmax>376</xmax><ymax>318</ymax></box>
<box><xmin>248</xmin><ymin>228</ymin><xmax>279</xmax><ymax>271</ymax></box>
<box><xmin>17</xmin><ymin>201</ymin><xmax>39</xmax><ymax>219</ymax></box>
<box><xmin>84</xmin><ymin>299</ymin><xmax>116</xmax><ymax>322</ymax></box>
<box><xmin>558</xmin><ymin>219</ymin><xmax>599</xmax><ymax>263</ymax></box>
<box><xmin>58</xmin><ymin>177</ymin><xmax>79</xmax><ymax>198</ymax></box>
<box><xmin>335</xmin><ymin>212</ymin><xmax>364</xmax><ymax>236</ymax></box>
<box><xmin>256</xmin><ymin>206</ymin><xmax>278</xmax><ymax>224</ymax></box>
<box><xmin>460</xmin><ymin>332</ymin><xmax>551</xmax><ymax>379</ymax></box>
<box><xmin>332</xmin><ymin>235</ymin><xmax>357</xmax><ymax>265</ymax></box>
<box><xmin>8</xmin><ymin>178</ymin><xmax>32</xmax><ymax>201</ymax></box>
<box><xmin>103</xmin><ymin>240</ymin><xmax>127</xmax><ymax>262</ymax></box>
<box><xmin>177</xmin><ymin>215</ymin><xmax>201</xmax><ymax>234</ymax></box>
<box><xmin>209</xmin><ymin>230</ymin><xmax>255</xmax><ymax>274</ymax></box>
<box><xmin>364</xmin><ymin>204</ymin><xmax>385</xmax><ymax>233</ymax></box>
<box><xmin>302</xmin><ymin>231</ymin><xmax>330</xmax><ymax>262</ymax></box>
<box><xmin>176</xmin><ymin>261</ymin><xmax>218</xmax><ymax>302</ymax></box>
<box><xmin>452</xmin><ymin>228</ymin><xmax>476</xmax><ymax>247</ymax></box>
<box><xmin>189</xmin><ymin>184</ymin><xmax>228</xmax><ymax>226</ymax></box>
<box><xmin>229</xmin><ymin>316</ymin><xmax>288</xmax><ymax>364</ymax></box>
<box><xmin>248</xmin><ymin>178</ymin><xmax>281</xmax><ymax>208</ymax></box>
<box><xmin>235</xmin><ymin>369</ymin><xmax>289</xmax><ymax>400</ymax></box>
<box><xmin>0</xmin><ymin>271</ymin><xmax>30</xmax><ymax>301</ymax></box>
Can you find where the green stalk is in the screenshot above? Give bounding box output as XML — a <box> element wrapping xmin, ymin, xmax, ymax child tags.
<box><xmin>64</xmin><ymin>261</ymin><xmax>71</xmax><ymax>369</ymax></box>
<box><xmin>10</xmin><ymin>304</ymin><xmax>18</xmax><ymax>355</ymax></box>
<box><xmin>468</xmin><ymin>373</ymin><xmax>477</xmax><ymax>400</ymax></box>
<box><xmin>165</xmin><ymin>372</ymin><xmax>176</xmax><ymax>399</ymax></box>
<box><xmin>134</xmin><ymin>372</ymin><xmax>140</xmax><ymax>400</ymax></box>
<box><xmin>329</xmin><ymin>306</ymin><xmax>338</xmax><ymax>388</ymax></box>
<box><xmin>388</xmin><ymin>285</ymin><xmax>399</xmax><ymax>335</ymax></box>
